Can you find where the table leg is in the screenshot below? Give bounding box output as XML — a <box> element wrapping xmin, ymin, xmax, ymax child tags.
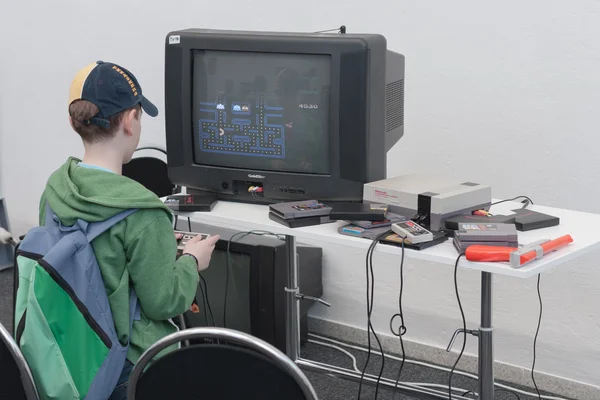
<box><xmin>284</xmin><ymin>231</ymin><xmax>491</xmax><ymax>399</ymax></box>
<box><xmin>285</xmin><ymin>234</ymin><xmax>301</xmax><ymax>361</ymax></box>
<box><xmin>284</xmin><ymin>234</ymin><xmax>456</xmax><ymax>399</ymax></box>
<box><xmin>479</xmin><ymin>272</ymin><xmax>494</xmax><ymax>400</ymax></box>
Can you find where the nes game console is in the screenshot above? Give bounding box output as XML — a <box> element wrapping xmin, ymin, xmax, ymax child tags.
<box><xmin>363</xmin><ymin>174</ymin><xmax>491</xmax><ymax>231</ymax></box>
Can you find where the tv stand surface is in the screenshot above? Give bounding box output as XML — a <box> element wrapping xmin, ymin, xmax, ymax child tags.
<box><xmin>175</xmin><ymin>199</ymin><xmax>596</xmax><ymax>277</ymax></box>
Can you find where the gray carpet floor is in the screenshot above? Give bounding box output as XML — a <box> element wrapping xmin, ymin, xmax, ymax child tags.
<box><xmin>301</xmin><ymin>336</ymin><xmax>565</xmax><ymax>400</ymax></box>
<box><xmin>0</xmin><ymin>268</ymin><xmax>14</xmax><ymax>334</ymax></box>
<box><xmin>0</xmin><ymin>268</ymin><xmax>569</xmax><ymax>400</ymax></box>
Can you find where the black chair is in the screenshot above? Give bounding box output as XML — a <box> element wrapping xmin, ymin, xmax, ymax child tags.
<box><xmin>0</xmin><ymin>322</ymin><xmax>39</xmax><ymax>400</ymax></box>
<box><xmin>122</xmin><ymin>146</ymin><xmax>180</xmax><ymax>197</ymax></box>
<box><xmin>127</xmin><ymin>327</ymin><xmax>318</xmax><ymax>400</ymax></box>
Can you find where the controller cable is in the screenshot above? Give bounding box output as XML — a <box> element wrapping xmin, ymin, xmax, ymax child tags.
<box><xmin>461</xmin><ymin>388</ymin><xmax>522</xmax><ymax>399</ymax></box>
<box><xmin>490</xmin><ymin>196</ymin><xmax>534</xmax><ymax>209</ymax></box>
<box><xmin>199</xmin><ymin>274</ymin><xmax>216</xmax><ymax>326</ymax></box>
<box><xmin>491</xmin><ymin>194</ymin><xmax>543</xmax><ymax>399</ymax></box>
<box><xmin>196</xmin><ymin>277</ymin><xmax>209</xmax><ymax>327</ymax></box>
<box><xmin>448</xmin><ymin>254</ymin><xmax>466</xmax><ymax>400</ymax></box>
<box><xmin>357</xmin><ymin>230</ymin><xmax>393</xmax><ymax>400</ymax></box>
<box><xmin>390</xmin><ymin>238</ymin><xmax>408</xmax><ymax>400</ymax></box>
<box><xmin>183</xmin><ymin>220</ymin><xmax>215</xmax><ymax>327</ymax></box>
<box><xmin>173</xmin><ymin>215</ymin><xmax>192</xmax><ymax>232</ymax></box>
<box><xmin>532</xmin><ymin>274</ymin><xmax>543</xmax><ymax>400</ymax></box>
<box><xmin>450</xmin><ymin>258</ymin><xmax>544</xmax><ymax>400</ymax></box>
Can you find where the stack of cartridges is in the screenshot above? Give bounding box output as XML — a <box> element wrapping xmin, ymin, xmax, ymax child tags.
<box><xmin>453</xmin><ymin>223</ymin><xmax>518</xmax><ymax>253</ymax></box>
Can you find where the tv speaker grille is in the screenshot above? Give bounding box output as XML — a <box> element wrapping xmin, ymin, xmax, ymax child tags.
<box><xmin>385</xmin><ymin>79</ymin><xmax>404</xmax><ymax>132</ymax></box>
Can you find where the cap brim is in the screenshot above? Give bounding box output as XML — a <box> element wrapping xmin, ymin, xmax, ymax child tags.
<box><xmin>140</xmin><ymin>96</ymin><xmax>158</xmax><ymax>117</ymax></box>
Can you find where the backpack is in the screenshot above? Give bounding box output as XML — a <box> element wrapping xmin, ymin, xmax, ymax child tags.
<box><xmin>14</xmin><ymin>204</ymin><xmax>140</xmax><ymax>400</ymax></box>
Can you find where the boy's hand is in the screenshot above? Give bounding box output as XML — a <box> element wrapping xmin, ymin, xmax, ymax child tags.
<box><xmin>182</xmin><ymin>234</ymin><xmax>220</xmax><ymax>272</ymax></box>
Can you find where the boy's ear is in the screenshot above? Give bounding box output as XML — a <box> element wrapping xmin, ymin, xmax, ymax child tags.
<box><xmin>68</xmin><ymin>116</ymin><xmax>75</xmax><ymax>131</ymax></box>
<box><xmin>122</xmin><ymin>108</ymin><xmax>138</xmax><ymax>136</ymax></box>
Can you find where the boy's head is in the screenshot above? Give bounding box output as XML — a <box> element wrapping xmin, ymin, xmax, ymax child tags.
<box><xmin>68</xmin><ymin>61</ymin><xmax>158</xmax><ymax>163</ymax></box>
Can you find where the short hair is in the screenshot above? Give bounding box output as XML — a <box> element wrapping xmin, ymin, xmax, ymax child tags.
<box><xmin>69</xmin><ymin>100</ymin><xmax>141</xmax><ymax>143</ymax></box>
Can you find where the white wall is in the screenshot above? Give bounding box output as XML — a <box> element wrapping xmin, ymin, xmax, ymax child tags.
<box><xmin>0</xmin><ymin>91</ymin><xmax>4</xmax><ymax>200</ymax></box>
<box><xmin>2</xmin><ymin>0</ymin><xmax>600</xmax><ymax>390</ymax></box>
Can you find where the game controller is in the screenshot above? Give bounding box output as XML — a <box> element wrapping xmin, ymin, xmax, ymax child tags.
<box><xmin>175</xmin><ymin>231</ymin><xmax>211</xmax><ymax>255</ymax></box>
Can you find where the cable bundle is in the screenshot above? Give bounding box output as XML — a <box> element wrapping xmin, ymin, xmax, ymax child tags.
<box><xmin>389</xmin><ymin>240</ymin><xmax>407</xmax><ymax>399</ymax></box>
<box><xmin>358</xmin><ymin>230</ymin><xmax>409</xmax><ymax>399</ymax></box>
<box><xmin>357</xmin><ymin>231</ymin><xmax>390</xmax><ymax>399</ymax></box>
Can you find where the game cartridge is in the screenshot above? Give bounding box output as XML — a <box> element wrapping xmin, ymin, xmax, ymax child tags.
<box><xmin>269</xmin><ymin>200</ymin><xmax>332</xmax><ymax>220</ymax></box>
<box><xmin>350</xmin><ymin>212</ymin><xmax>407</xmax><ymax>229</ymax></box>
<box><xmin>454</xmin><ymin>223</ymin><xmax>518</xmax><ymax>243</ymax></box>
<box><xmin>338</xmin><ymin>224</ymin><xmax>391</xmax><ymax>240</ymax></box>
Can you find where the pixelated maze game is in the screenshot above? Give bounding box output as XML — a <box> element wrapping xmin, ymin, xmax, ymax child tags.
<box><xmin>199</xmin><ymin>93</ymin><xmax>286</xmax><ymax>159</ymax></box>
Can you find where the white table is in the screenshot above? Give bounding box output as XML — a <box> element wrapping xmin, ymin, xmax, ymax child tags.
<box><xmin>177</xmin><ymin>199</ymin><xmax>600</xmax><ymax>400</ymax></box>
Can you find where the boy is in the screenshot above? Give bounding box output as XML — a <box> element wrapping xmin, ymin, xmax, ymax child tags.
<box><xmin>39</xmin><ymin>60</ymin><xmax>219</xmax><ymax>399</ymax></box>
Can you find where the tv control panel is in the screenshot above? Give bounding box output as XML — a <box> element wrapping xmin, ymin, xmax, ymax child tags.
<box><xmin>278</xmin><ymin>186</ymin><xmax>306</xmax><ymax>195</ymax></box>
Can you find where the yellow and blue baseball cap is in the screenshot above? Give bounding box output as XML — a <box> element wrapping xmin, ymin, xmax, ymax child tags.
<box><xmin>69</xmin><ymin>60</ymin><xmax>158</xmax><ymax>128</ymax></box>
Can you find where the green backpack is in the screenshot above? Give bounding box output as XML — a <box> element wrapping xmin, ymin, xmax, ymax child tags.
<box><xmin>14</xmin><ymin>205</ymin><xmax>139</xmax><ymax>399</ymax></box>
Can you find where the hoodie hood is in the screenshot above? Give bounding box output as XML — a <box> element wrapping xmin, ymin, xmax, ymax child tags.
<box><xmin>44</xmin><ymin>157</ymin><xmax>171</xmax><ymax>225</ymax></box>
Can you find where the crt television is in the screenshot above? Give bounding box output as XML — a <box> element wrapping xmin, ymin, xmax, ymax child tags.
<box><xmin>165</xmin><ymin>28</ymin><xmax>405</xmax><ymax>204</ymax></box>
<box><xmin>181</xmin><ymin>222</ymin><xmax>323</xmax><ymax>353</ymax></box>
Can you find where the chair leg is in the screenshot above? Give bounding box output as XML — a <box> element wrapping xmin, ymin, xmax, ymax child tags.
<box><xmin>177</xmin><ymin>315</ymin><xmax>190</xmax><ymax>347</ymax></box>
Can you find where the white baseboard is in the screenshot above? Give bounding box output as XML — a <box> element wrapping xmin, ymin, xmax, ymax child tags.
<box><xmin>307</xmin><ymin>316</ymin><xmax>598</xmax><ymax>400</ymax></box>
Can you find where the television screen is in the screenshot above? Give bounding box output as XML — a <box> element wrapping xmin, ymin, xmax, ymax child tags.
<box><xmin>191</xmin><ymin>50</ymin><xmax>331</xmax><ymax>175</ymax></box>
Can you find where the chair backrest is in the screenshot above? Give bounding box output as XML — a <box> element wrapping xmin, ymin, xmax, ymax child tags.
<box><xmin>122</xmin><ymin>146</ymin><xmax>177</xmax><ymax>198</ymax></box>
<box><xmin>0</xmin><ymin>322</ymin><xmax>39</xmax><ymax>400</ymax></box>
<box><xmin>127</xmin><ymin>327</ymin><xmax>318</xmax><ymax>400</ymax></box>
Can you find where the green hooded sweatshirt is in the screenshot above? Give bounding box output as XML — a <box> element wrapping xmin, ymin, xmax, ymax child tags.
<box><xmin>38</xmin><ymin>157</ymin><xmax>199</xmax><ymax>363</ymax></box>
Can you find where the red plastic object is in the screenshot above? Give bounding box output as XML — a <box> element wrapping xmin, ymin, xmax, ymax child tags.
<box><xmin>465</xmin><ymin>234</ymin><xmax>573</xmax><ymax>266</ymax></box>
<box><xmin>465</xmin><ymin>245</ymin><xmax>518</xmax><ymax>262</ymax></box>
<box><xmin>518</xmin><ymin>234</ymin><xmax>573</xmax><ymax>265</ymax></box>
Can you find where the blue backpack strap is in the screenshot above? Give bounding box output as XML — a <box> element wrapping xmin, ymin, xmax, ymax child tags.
<box><xmin>128</xmin><ymin>288</ymin><xmax>140</xmax><ymax>340</ymax></box>
<box><xmin>44</xmin><ymin>203</ymin><xmax>58</xmax><ymax>227</ymax></box>
<box><xmin>88</xmin><ymin>208</ymin><xmax>142</xmax><ymax>331</ymax></box>
<box><xmin>45</xmin><ymin>204</ymin><xmax>137</xmax><ymax>244</ymax></box>
<box><xmin>86</xmin><ymin>209</ymin><xmax>142</xmax><ymax>340</ymax></box>
<box><xmin>86</xmin><ymin>209</ymin><xmax>138</xmax><ymax>242</ymax></box>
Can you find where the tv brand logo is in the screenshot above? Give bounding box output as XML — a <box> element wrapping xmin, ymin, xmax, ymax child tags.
<box><xmin>248</xmin><ymin>174</ymin><xmax>266</xmax><ymax>179</ymax></box>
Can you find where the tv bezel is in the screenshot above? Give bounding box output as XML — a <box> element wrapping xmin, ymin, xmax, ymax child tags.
<box><xmin>165</xmin><ymin>29</ymin><xmax>388</xmax><ymax>203</ymax></box>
